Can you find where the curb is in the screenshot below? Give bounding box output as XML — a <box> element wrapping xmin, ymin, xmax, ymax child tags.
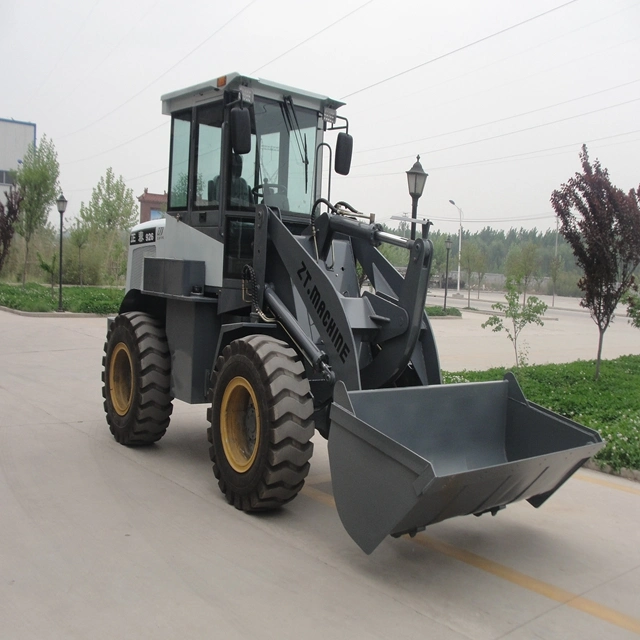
<box><xmin>0</xmin><ymin>305</ymin><xmax>106</xmax><ymax>318</ymax></box>
<box><xmin>457</xmin><ymin>307</ymin><xmax>559</xmax><ymax>321</ymax></box>
<box><xmin>427</xmin><ymin>294</ymin><xmax>587</xmax><ymax>316</ymax></box>
<box><xmin>583</xmin><ymin>459</ymin><xmax>640</xmax><ymax>483</ymax></box>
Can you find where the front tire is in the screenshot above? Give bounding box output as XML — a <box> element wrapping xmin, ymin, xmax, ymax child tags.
<box><xmin>207</xmin><ymin>335</ymin><xmax>314</xmax><ymax>511</ymax></box>
<box><xmin>102</xmin><ymin>312</ymin><xmax>173</xmax><ymax>446</ymax></box>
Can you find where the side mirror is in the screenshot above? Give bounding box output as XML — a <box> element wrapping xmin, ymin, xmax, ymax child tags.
<box><xmin>230</xmin><ymin>106</ymin><xmax>251</xmax><ymax>155</ymax></box>
<box><xmin>334</xmin><ymin>132</ymin><xmax>353</xmax><ymax>175</ymax></box>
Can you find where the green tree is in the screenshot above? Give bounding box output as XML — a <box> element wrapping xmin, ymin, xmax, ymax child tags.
<box><xmin>36</xmin><ymin>251</ymin><xmax>57</xmax><ymax>292</ymax></box>
<box><xmin>69</xmin><ymin>220</ymin><xmax>90</xmax><ymax>286</ymax></box>
<box><xmin>627</xmin><ymin>286</ymin><xmax>640</xmax><ymax>329</ymax></box>
<box><xmin>549</xmin><ymin>254</ymin><xmax>564</xmax><ymax>308</ymax></box>
<box><xmin>505</xmin><ymin>242</ymin><xmax>539</xmax><ymax>306</ymax></box>
<box><xmin>79</xmin><ymin>167</ymin><xmax>137</xmax><ymax>231</ymax></box>
<box><xmin>475</xmin><ymin>246</ymin><xmax>488</xmax><ymax>299</ymax></box>
<box><xmin>482</xmin><ymin>280</ymin><xmax>548</xmax><ymax>368</ymax></box>
<box><xmin>0</xmin><ymin>187</ymin><xmax>23</xmax><ymax>275</ymax></box>
<box><xmin>550</xmin><ymin>145</ymin><xmax>640</xmax><ymax>380</ymax></box>
<box><xmin>14</xmin><ymin>135</ymin><xmax>60</xmax><ymax>285</ymax></box>
<box><xmin>79</xmin><ymin>168</ymin><xmax>137</xmax><ymax>286</ymax></box>
<box><xmin>460</xmin><ymin>242</ymin><xmax>482</xmax><ymax>308</ymax></box>
<box><xmin>430</xmin><ymin>235</ymin><xmax>447</xmax><ymax>284</ymax></box>
<box><xmin>396</xmin><ymin>219</ymin><xmax>410</xmax><ymax>238</ymax></box>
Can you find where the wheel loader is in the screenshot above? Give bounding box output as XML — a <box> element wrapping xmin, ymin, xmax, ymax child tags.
<box><xmin>103</xmin><ymin>73</ymin><xmax>603</xmax><ymax>554</ymax></box>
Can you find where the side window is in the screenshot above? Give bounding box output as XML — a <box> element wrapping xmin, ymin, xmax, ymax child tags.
<box><xmin>195</xmin><ymin>103</ymin><xmax>223</xmax><ymax>209</ymax></box>
<box><xmin>168</xmin><ymin>111</ymin><xmax>191</xmax><ymax>209</ymax></box>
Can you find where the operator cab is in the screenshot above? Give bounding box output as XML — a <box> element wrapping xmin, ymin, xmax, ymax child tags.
<box><xmin>162</xmin><ymin>73</ymin><xmax>352</xmax><ymax>287</ymax></box>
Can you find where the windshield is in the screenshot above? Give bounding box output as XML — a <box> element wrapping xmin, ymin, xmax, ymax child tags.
<box><xmin>253</xmin><ymin>97</ymin><xmax>318</xmax><ymax>216</ymax></box>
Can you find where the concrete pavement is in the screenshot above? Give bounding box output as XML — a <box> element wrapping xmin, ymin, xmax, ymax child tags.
<box><xmin>426</xmin><ymin>292</ymin><xmax>640</xmax><ymax>372</ymax></box>
<box><xmin>1</xmin><ymin>309</ymin><xmax>639</xmax><ymax>639</ymax></box>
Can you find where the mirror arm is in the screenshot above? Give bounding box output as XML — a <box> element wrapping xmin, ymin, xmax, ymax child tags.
<box><xmin>315</xmin><ymin>142</ymin><xmax>333</xmax><ymax>205</ymax></box>
<box><xmin>328</xmin><ymin>115</ymin><xmax>349</xmax><ymax>134</ymax></box>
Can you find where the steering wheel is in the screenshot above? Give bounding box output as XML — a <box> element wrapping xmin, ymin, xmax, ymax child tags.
<box><xmin>252</xmin><ymin>183</ymin><xmax>288</xmax><ymax>197</ymax></box>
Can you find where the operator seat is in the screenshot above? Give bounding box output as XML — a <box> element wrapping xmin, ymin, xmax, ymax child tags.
<box><xmin>261</xmin><ymin>183</ymin><xmax>289</xmax><ymax>211</ymax></box>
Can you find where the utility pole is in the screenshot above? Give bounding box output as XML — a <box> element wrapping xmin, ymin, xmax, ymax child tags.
<box><xmin>552</xmin><ymin>217</ymin><xmax>559</xmax><ymax>307</ymax></box>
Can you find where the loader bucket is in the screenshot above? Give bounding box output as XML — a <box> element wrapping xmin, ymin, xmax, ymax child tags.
<box><xmin>328</xmin><ymin>374</ymin><xmax>603</xmax><ymax>554</ymax></box>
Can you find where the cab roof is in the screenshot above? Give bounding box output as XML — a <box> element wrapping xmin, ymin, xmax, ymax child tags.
<box><xmin>161</xmin><ymin>72</ymin><xmax>345</xmax><ymax>116</ymax></box>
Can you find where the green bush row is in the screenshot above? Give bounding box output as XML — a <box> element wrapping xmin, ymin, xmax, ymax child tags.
<box><xmin>1</xmin><ymin>289</ymin><xmax>463</xmax><ymax>318</ymax></box>
<box><xmin>426</xmin><ymin>305</ymin><xmax>462</xmax><ymax>317</ymax></box>
<box><xmin>443</xmin><ymin>355</ymin><xmax>640</xmax><ymax>472</ymax></box>
<box><xmin>0</xmin><ymin>283</ymin><xmax>124</xmax><ymax>314</ymax></box>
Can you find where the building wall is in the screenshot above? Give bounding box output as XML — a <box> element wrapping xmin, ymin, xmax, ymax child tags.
<box><xmin>0</xmin><ymin>118</ymin><xmax>36</xmax><ymax>203</ymax></box>
<box><xmin>138</xmin><ymin>188</ymin><xmax>167</xmax><ymax>223</ymax></box>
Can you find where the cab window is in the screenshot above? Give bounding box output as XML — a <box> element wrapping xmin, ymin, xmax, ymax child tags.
<box><xmin>168</xmin><ymin>110</ymin><xmax>191</xmax><ymax>210</ymax></box>
<box><xmin>254</xmin><ymin>98</ymin><xmax>318</xmax><ymax>216</ymax></box>
<box><xmin>195</xmin><ymin>103</ymin><xmax>224</xmax><ymax>209</ymax></box>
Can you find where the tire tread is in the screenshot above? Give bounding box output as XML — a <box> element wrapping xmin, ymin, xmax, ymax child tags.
<box><xmin>207</xmin><ymin>335</ymin><xmax>314</xmax><ymax>511</ymax></box>
<box><xmin>102</xmin><ymin>312</ymin><xmax>173</xmax><ymax>446</ymax></box>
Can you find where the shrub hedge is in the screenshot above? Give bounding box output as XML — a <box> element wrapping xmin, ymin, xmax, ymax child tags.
<box><xmin>426</xmin><ymin>305</ymin><xmax>462</xmax><ymax>317</ymax></box>
<box><xmin>443</xmin><ymin>356</ymin><xmax>640</xmax><ymax>472</ymax></box>
<box><xmin>0</xmin><ymin>283</ymin><xmax>124</xmax><ymax>314</ymax></box>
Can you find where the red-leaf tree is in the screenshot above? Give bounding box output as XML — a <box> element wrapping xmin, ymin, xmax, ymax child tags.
<box><xmin>0</xmin><ymin>187</ymin><xmax>24</xmax><ymax>274</ymax></box>
<box><xmin>550</xmin><ymin>145</ymin><xmax>640</xmax><ymax>380</ymax></box>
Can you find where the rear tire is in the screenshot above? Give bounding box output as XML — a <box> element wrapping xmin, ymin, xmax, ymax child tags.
<box><xmin>207</xmin><ymin>335</ymin><xmax>314</xmax><ymax>511</ymax></box>
<box><xmin>102</xmin><ymin>312</ymin><xmax>173</xmax><ymax>446</ymax></box>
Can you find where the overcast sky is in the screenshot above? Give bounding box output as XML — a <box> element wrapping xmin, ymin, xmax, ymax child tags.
<box><xmin>3</xmin><ymin>0</ymin><xmax>639</xmax><ymax>237</ymax></box>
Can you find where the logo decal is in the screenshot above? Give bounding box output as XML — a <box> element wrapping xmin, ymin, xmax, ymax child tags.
<box><xmin>297</xmin><ymin>260</ymin><xmax>351</xmax><ymax>363</ymax></box>
<box><xmin>130</xmin><ymin>227</ymin><xmax>156</xmax><ymax>245</ymax></box>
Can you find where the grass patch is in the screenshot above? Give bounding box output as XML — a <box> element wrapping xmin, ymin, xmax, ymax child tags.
<box><xmin>443</xmin><ymin>355</ymin><xmax>640</xmax><ymax>472</ymax></box>
<box><xmin>0</xmin><ymin>283</ymin><xmax>124</xmax><ymax>314</ymax></box>
<box><xmin>426</xmin><ymin>305</ymin><xmax>462</xmax><ymax>317</ymax></box>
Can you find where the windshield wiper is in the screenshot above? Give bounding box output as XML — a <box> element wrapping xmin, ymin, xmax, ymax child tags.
<box><xmin>281</xmin><ymin>96</ymin><xmax>309</xmax><ymax>193</ymax></box>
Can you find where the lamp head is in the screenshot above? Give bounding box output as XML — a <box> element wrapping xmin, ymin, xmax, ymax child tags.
<box><xmin>56</xmin><ymin>193</ymin><xmax>67</xmax><ymax>215</ymax></box>
<box><xmin>406</xmin><ymin>155</ymin><xmax>428</xmax><ymax>199</ymax></box>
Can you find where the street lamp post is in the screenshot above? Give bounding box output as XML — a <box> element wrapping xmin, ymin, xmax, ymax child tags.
<box><xmin>444</xmin><ymin>236</ymin><xmax>452</xmax><ymax>310</ymax></box>
<box><xmin>406</xmin><ymin>156</ymin><xmax>428</xmax><ymax>240</ymax></box>
<box><xmin>56</xmin><ymin>193</ymin><xmax>67</xmax><ymax>313</ymax></box>
<box><xmin>448</xmin><ymin>199</ymin><xmax>463</xmax><ymax>295</ymax></box>
<box><xmin>553</xmin><ymin>217</ymin><xmax>559</xmax><ymax>308</ymax></box>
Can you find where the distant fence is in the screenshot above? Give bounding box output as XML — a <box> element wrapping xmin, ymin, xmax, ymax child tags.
<box><xmin>428</xmin><ymin>272</ymin><xmax>551</xmax><ymax>292</ymax></box>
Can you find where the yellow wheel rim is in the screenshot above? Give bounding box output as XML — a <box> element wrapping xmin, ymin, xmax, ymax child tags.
<box><xmin>220</xmin><ymin>377</ymin><xmax>261</xmax><ymax>473</ymax></box>
<box><xmin>109</xmin><ymin>342</ymin><xmax>134</xmax><ymax>416</ymax></box>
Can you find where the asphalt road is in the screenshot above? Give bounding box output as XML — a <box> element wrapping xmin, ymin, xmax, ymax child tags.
<box><xmin>1</xmin><ymin>308</ymin><xmax>639</xmax><ymax>639</ymax></box>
